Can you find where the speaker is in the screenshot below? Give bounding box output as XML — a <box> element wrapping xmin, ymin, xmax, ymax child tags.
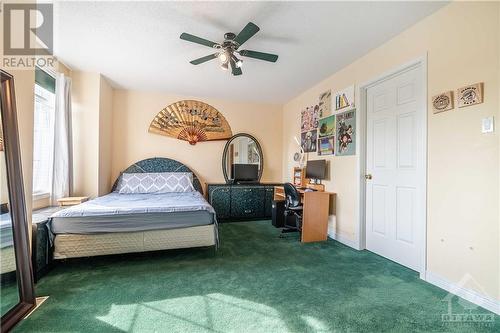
<box><xmin>272</xmin><ymin>200</ymin><xmax>285</xmax><ymax>228</ymax></box>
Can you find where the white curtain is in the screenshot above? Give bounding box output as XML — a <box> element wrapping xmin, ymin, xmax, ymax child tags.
<box><xmin>51</xmin><ymin>73</ymin><xmax>73</xmax><ymax>205</ymax></box>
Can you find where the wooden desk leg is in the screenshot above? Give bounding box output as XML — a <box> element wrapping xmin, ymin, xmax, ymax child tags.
<box><xmin>301</xmin><ymin>192</ymin><xmax>330</xmax><ymax>243</ymax></box>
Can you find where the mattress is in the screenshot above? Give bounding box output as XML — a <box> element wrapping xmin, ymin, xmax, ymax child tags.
<box><xmin>51</xmin><ymin>192</ymin><xmax>216</xmax><ymax>234</ymax></box>
<box><xmin>53</xmin><ymin>224</ymin><xmax>216</xmax><ymax>259</ymax></box>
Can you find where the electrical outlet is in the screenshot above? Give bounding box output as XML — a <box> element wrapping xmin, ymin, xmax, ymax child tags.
<box><xmin>481</xmin><ymin>116</ymin><xmax>494</xmax><ymax>133</ymax></box>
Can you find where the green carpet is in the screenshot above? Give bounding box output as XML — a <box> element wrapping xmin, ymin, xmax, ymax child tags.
<box><xmin>1</xmin><ymin>279</ymin><xmax>19</xmax><ymax>316</ymax></box>
<box><xmin>14</xmin><ymin>221</ymin><xmax>499</xmax><ymax>332</ymax></box>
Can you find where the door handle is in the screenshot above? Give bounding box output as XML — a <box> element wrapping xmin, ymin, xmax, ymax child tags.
<box><xmin>365</xmin><ymin>174</ymin><xmax>372</xmax><ymax>180</ymax></box>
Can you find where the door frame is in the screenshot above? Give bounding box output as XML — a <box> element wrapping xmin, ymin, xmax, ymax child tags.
<box><xmin>356</xmin><ymin>55</ymin><xmax>428</xmax><ymax>277</ymax></box>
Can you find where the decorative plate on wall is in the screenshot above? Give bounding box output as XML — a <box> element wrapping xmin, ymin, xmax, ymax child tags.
<box><xmin>149</xmin><ymin>100</ymin><xmax>233</xmax><ymax>145</ymax></box>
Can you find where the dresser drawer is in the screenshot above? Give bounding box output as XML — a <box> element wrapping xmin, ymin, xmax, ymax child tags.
<box><xmin>231</xmin><ymin>187</ymin><xmax>265</xmax><ymax>218</ymax></box>
<box><xmin>231</xmin><ymin>187</ymin><xmax>263</xmax><ymax>199</ymax></box>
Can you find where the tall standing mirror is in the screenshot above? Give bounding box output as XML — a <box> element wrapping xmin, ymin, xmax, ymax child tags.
<box><xmin>222</xmin><ymin>133</ymin><xmax>263</xmax><ymax>184</ymax></box>
<box><xmin>1</xmin><ymin>70</ymin><xmax>36</xmax><ymax>331</ymax></box>
<box><xmin>0</xmin><ymin>112</ymin><xmax>19</xmax><ymax>316</ymax></box>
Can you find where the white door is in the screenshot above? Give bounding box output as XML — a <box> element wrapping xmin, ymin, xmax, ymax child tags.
<box><xmin>365</xmin><ymin>65</ymin><xmax>425</xmax><ymax>272</ymax></box>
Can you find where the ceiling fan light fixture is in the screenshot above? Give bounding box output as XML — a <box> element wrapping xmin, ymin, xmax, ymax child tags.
<box><xmin>218</xmin><ymin>52</ymin><xmax>228</xmax><ymax>64</ymax></box>
<box><xmin>230</xmin><ymin>53</ymin><xmax>243</xmax><ymax>68</ymax></box>
<box><xmin>220</xmin><ymin>61</ymin><xmax>229</xmax><ymax>70</ymax></box>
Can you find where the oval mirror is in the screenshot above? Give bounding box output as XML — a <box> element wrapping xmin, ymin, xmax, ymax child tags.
<box><xmin>222</xmin><ymin>133</ymin><xmax>263</xmax><ymax>184</ymax></box>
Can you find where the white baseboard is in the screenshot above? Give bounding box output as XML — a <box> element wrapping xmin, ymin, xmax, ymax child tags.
<box><xmin>424</xmin><ymin>271</ymin><xmax>500</xmax><ymax>315</ymax></box>
<box><xmin>327</xmin><ymin>230</ymin><xmax>358</xmax><ymax>250</ymax></box>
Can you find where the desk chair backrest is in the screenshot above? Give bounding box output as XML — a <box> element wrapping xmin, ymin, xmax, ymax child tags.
<box><xmin>284</xmin><ymin>183</ymin><xmax>301</xmax><ymax>208</ymax></box>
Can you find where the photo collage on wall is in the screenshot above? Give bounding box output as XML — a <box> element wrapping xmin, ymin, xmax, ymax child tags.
<box><xmin>299</xmin><ymin>85</ymin><xmax>356</xmax><ymax>157</ymax></box>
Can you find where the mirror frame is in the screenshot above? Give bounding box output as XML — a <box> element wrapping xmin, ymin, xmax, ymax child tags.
<box><xmin>222</xmin><ymin>133</ymin><xmax>263</xmax><ymax>184</ymax></box>
<box><xmin>1</xmin><ymin>70</ymin><xmax>36</xmax><ymax>331</ymax></box>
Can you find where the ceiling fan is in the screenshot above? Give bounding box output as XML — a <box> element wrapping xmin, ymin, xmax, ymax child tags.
<box><xmin>180</xmin><ymin>22</ymin><xmax>278</xmax><ymax>76</ymax></box>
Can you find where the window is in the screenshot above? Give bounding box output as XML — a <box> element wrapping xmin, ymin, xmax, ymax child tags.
<box><xmin>32</xmin><ymin>67</ymin><xmax>56</xmax><ymax>198</ymax></box>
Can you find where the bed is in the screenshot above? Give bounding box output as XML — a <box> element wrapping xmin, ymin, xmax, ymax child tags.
<box><xmin>50</xmin><ymin>158</ymin><xmax>218</xmax><ymax>259</ymax></box>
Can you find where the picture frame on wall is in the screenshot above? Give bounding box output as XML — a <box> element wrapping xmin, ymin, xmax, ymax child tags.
<box><xmin>318</xmin><ymin>136</ymin><xmax>334</xmax><ymax>156</ymax></box>
<box><xmin>457</xmin><ymin>83</ymin><xmax>484</xmax><ymax>108</ymax></box>
<box><xmin>318</xmin><ymin>115</ymin><xmax>335</xmax><ymax>138</ymax></box>
<box><xmin>301</xmin><ymin>129</ymin><xmax>317</xmax><ymax>153</ymax></box>
<box><xmin>318</xmin><ymin>90</ymin><xmax>332</xmax><ymax>118</ymax></box>
<box><xmin>335</xmin><ymin>109</ymin><xmax>356</xmax><ymax>156</ymax></box>
<box><xmin>334</xmin><ymin>85</ymin><xmax>355</xmax><ymax>112</ymax></box>
<box><xmin>432</xmin><ymin>91</ymin><xmax>454</xmax><ymax>114</ymax></box>
<box><xmin>301</xmin><ymin>105</ymin><xmax>320</xmax><ymax>132</ymax></box>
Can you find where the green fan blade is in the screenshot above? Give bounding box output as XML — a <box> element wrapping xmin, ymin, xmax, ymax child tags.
<box><xmin>234</xmin><ymin>22</ymin><xmax>260</xmax><ymax>47</ymax></box>
<box><xmin>190</xmin><ymin>53</ymin><xmax>218</xmax><ymax>65</ymax></box>
<box><xmin>180</xmin><ymin>33</ymin><xmax>219</xmax><ymax>48</ymax></box>
<box><xmin>239</xmin><ymin>50</ymin><xmax>278</xmax><ymax>63</ymax></box>
<box><xmin>230</xmin><ymin>59</ymin><xmax>242</xmax><ymax>76</ymax></box>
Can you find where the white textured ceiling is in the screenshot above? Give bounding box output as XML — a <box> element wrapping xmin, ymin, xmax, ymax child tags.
<box><xmin>53</xmin><ymin>1</ymin><xmax>447</xmax><ymax>103</ymax></box>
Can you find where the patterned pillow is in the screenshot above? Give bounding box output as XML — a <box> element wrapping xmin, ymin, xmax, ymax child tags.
<box><xmin>116</xmin><ymin>172</ymin><xmax>195</xmax><ymax>194</ymax></box>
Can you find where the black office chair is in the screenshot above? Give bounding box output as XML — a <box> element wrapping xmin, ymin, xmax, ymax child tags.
<box><xmin>281</xmin><ymin>183</ymin><xmax>303</xmax><ymax>235</ymax></box>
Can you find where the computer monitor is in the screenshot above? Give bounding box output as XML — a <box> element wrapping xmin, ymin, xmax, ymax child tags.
<box><xmin>306</xmin><ymin>160</ymin><xmax>327</xmax><ymax>180</ymax></box>
<box><xmin>232</xmin><ymin>164</ymin><xmax>259</xmax><ymax>182</ymax></box>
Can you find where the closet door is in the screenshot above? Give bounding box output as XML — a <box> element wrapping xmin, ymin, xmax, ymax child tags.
<box><xmin>365</xmin><ymin>65</ymin><xmax>424</xmax><ymax>272</ymax></box>
<box><xmin>1</xmin><ymin>70</ymin><xmax>36</xmax><ymax>331</ymax></box>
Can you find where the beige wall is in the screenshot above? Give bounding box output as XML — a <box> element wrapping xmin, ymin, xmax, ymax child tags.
<box><xmin>98</xmin><ymin>76</ymin><xmax>113</xmax><ymax>195</ymax></box>
<box><xmin>71</xmin><ymin>71</ymin><xmax>114</xmax><ymax>198</ymax></box>
<box><xmin>111</xmin><ymin>90</ymin><xmax>283</xmax><ymax>190</ymax></box>
<box><xmin>71</xmin><ymin>71</ymin><xmax>100</xmax><ymax>198</ymax></box>
<box><xmin>282</xmin><ymin>2</ymin><xmax>499</xmax><ymax>300</ymax></box>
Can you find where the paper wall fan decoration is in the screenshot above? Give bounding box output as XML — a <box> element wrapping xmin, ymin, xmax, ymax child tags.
<box><xmin>149</xmin><ymin>100</ymin><xmax>233</xmax><ymax>145</ymax></box>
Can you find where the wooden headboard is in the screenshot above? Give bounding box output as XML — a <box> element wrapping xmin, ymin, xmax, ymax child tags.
<box><xmin>111</xmin><ymin>157</ymin><xmax>204</xmax><ymax>194</ymax></box>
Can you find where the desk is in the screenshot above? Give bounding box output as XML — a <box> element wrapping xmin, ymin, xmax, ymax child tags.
<box><xmin>274</xmin><ymin>186</ymin><xmax>335</xmax><ymax>243</ymax></box>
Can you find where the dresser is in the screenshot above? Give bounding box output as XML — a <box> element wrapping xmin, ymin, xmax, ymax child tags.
<box><xmin>207</xmin><ymin>183</ymin><xmax>282</xmax><ymax>221</ymax></box>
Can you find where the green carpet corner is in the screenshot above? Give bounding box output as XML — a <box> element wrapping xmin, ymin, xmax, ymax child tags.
<box><xmin>14</xmin><ymin>221</ymin><xmax>499</xmax><ymax>332</ymax></box>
